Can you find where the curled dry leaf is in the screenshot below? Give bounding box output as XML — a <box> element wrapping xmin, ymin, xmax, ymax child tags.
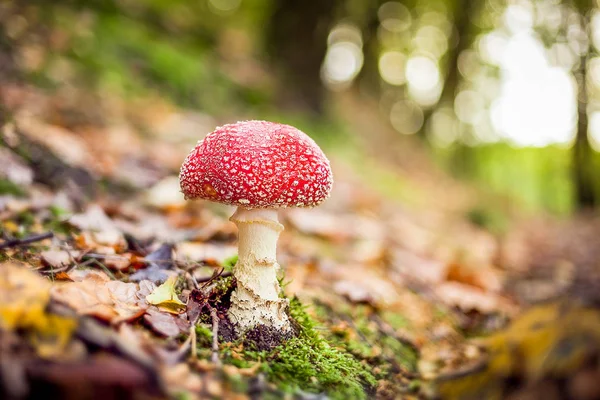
<box><xmin>41</xmin><ymin>249</ymin><xmax>74</xmax><ymax>269</ymax></box>
<box><xmin>446</xmin><ymin>262</ymin><xmax>505</xmax><ymax>293</ymax></box>
<box><xmin>144</xmin><ymin>308</ymin><xmax>189</xmax><ymax>338</ymax></box>
<box><xmin>332</xmin><ymin>268</ymin><xmax>400</xmax><ymax>306</ymax></box>
<box><xmin>435</xmin><ymin>282</ymin><xmax>516</xmax><ymax>315</ymax></box>
<box><xmin>50</xmin><ymin>269</ymin><xmax>146</xmax><ymax>322</ymax></box>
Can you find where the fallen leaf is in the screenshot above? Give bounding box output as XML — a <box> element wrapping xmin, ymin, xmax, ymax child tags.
<box><xmin>69</xmin><ymin>205</ymin><xmax>117</xmax><ymax>233</ymax></box>
<box><xmin>446</xmin><ymin>262</ymin><xmax>505</xmax><ymax>293</ymax></box>
<box><xmin>41</xmin><ymin>250</ymin><xmax>73</xmax><ymax>269</ymax></box>
<box><xmin>0</xmin><ymin>147</ymin><xmax>33</xmax><ymax>186</ymax></box>
<box><xmin>51</xmin><ymin>270</ymin><xmax>146</xmax><ymax>322</ymax></box>
<box><xmin>145</xmin><ymin>275</ymin><xmax>186</xmax><ymax>314</ymax></box>
<box><xmin>0</xmin><ymin>262</ymin><xmax>77</xmax><ymax>358</ymax></box>
<box><xmin>103</xmin><ymin>254</ymin><xmax>132</xmax><ymax>271</ymax></box>
<box><xmin>144</xmin><ymin>308</ymin><xmax>189</xmax><ymax>338</ymax></box>
<box><xmin>129</xmin><ymin>243</ymin><xmax>174</xmax><ymax>283</ymax></box>
<box><xmin>70</xmin><ymin>205</ymin><xmax>126</xmax><ymax>250</ymax></box>
<box><xmin>144</xmin><ymin>176</ymin><xmax>186</xmax><ymax>209</ymax></box>
<box><xmin>391</xmin><ymin>248</ymin><xmax>448</xmax><ymax>285</ymax></box>
<box><xmin>435</xmin><ymin>282</ymin><xmax>515</xmax><ymax>315</ymax></box>
<box><xmin>176</xmin><ymin>242</ymin><xmax>237</xmax><ymax>267</ymax></box>
<box><xmin>145</xmin><ymin>243</ymin><xmax>174</xmax><ymax>269</ymax></box>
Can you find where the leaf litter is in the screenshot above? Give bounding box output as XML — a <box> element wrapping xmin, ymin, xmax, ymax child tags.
<box><xmin>3</xmin><ymin>82</ymin><xmax>600</xmax><ymax>400</ymax></box>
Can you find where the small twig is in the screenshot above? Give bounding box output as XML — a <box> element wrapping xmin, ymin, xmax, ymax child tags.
<box><xmin>186</xmin><ymin>271</ymin><xmax>199</xmax><ymax>290</ymax></box>
<box><xmin>190</xmin><ymin>325</ymin><xmax>197</xmax><ymax>359</ymax></box>
<box><xmin>199</xmin><ymin>268</ymin><xmax>232</xmax><ymax>286</ymax></box>
<box><xmin>0</xmin><ymin>232</ymin><xmax>53</xmax><ymax>249</ymax></box>
<box><xmin>209</xmin><ymin>306</ymin><xmax>221</xmax><ymax>367</ymax></box>
<box><xmin>79</xmin><ymin>258</ymin><xmax>118</xmax><ymax>280</ymax></box>
<box><xmin>175</xmin><ymin>328</ymin><xmax>194</xmax><ymax>361</ymax></box>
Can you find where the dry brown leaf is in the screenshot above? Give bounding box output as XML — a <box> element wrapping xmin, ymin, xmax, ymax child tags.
<box><xmin>68</xmin><ymin>269</ymin><xmax>111</xmax><ymax>283</ymax></box>
<box><xmin>332</xmin><ymin>268</ymin><xmax>400</xmax><ymax>306</ymax></box>
<box><xmin>176</xmin><ymin>242</ymin><xmax>237</xmax><ymax>266</ymax></box>
<box><xmin>15</xmin><ymin>115</ymin><xmax>93</xmax><ymax>169</ymax></box>
<box><xmin>391</xmin><ymin>248</ymin><xmax>448</xmax><ymax>285</ymax></box>
<box><xmin>446</xmin><ymin>263</ymin><xmax>505</xmax><ymax>293</ymax></box>
<box><xmin>435</xmin><ymin>282</ymin><xmax>515</xmax><ymax>314</ymax></box>
<box><xmin>70</xmin><ymin>205</ymin><xmax>127</xmax><ymax>251</ymax></box>
<box><xmin>41</xmin><ymin>249</ymin><xmax>73</xmax><ymax>269</ymax></box>
<box><xmin>144</xmin><ymin>308</ymin><xmax>189</xmax><ymax>338</ymax></box>
<box><xmin>70</xmin><ymin>205</ymin><xmax>116</xmax><ymax>232</ymax></box>
<box><xmin>51</xmin><ymin>270</ymin><xmax>146</xmax><ymax>322</ymax></box>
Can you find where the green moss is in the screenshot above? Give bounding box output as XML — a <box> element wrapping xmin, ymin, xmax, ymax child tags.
<box><xmin>259</xmin><ymin>299</ymin><xmax>376</xmax><ymax>399</ymax></box>
<box><xmin>218</xmin><ymin>298</ymin><xmax>376</xmax><ymax>399</ymax></box>
<box><xmin>310</xmin><ymin>301</ymin><xmax>419</xmax><ymax>395</ymax></box>
<box><xmin>195</xmin><ymin>324</ymin><xmax>213</xmax><ymax>348</ymax></box>
<box><xmin>381</xmin><ymin>311</ymin><xmax>410</xmax><ymax>330</ymax></box>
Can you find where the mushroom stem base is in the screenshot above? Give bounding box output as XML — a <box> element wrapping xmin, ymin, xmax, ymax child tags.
<box><xmin>228</xmin><ymin>208</ymin><xmax>291</xmax><ymax>333</ymax></box>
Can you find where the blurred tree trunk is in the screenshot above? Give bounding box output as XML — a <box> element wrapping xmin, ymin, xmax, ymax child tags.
<box><xmin>420</xmin><ymin>0</ymin><xmax>474</xmax><ymax>139</ymax></box>
<box><xmin>572</xmin><ymin>0</ymin><xmax>596</xmax><ymax>208</ymax></box>
<box><xmin>356</xmin><ymin>0</ymin><xmax>385</xmax><ymax>97</ymax></box>
<box><xmin>266</xmin><ymin>0</ymin><xmax>337</xmax><ymax>115</ymax></box>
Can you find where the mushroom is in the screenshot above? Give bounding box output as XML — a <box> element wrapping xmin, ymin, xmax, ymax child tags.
<box><xmin>179</xmin><ymin>120</ymin><xmax>333</xmax><ymax>334</ymax></box>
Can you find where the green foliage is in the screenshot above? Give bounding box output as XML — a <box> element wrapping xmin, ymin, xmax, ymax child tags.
<box><xmin>222</xmin><ymin>254</ymin><xmax>238</xmax><ymax>271</ymax></box>
<box><xmin>437</xmin><ymin>143</ymin><xmax>577</xmax><ymax>215</ymax></box>
<box><xmin>466</xmin><ymin>206</ymin><xmax>509</xmax><ymax>236</ymax></box>
<box><xmin>0</xmin><ymin>179</ymin><xmax>26</xmax><ymax>197</ymax></box>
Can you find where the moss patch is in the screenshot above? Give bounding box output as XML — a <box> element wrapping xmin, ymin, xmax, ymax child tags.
<box><xmin>311</xmin><ymin>300</ymin><xmax>420</xmax><ymax>396</ymax></box>
<box><xmin>222</xmin><ymin>298</ymin><xmax>377</xmax><ymax>399</ymax></box>
<box><xmin>193</xmin><ymin>276</ymin><xmax>378</xmax><ymax>398</ymax></box>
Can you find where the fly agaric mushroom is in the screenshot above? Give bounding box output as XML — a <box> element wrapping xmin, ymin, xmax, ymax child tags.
<box><xmin>179</xmin><ymin>120</ymin><xmax>333</xmax><ymax>333</ymax></box>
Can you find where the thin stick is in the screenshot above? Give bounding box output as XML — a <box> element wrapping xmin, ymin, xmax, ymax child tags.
<box><xmin>198</xmin><ymin>269</ymin><xmax>232</xmax><ymax>285</ymax></box>
<box><xmin>80</xmin><ymin>258</ymin><xmax>118</xmax><ymax>281</ymax></box>
<box><xmin>175</xmin><ymin>330</ymin><xmax>194</xmax><ymax>361</ymax></box>
<box><xmin>0</xmin><ymin>232</ymin><xmax>53</xmax><ymax>249</ymax></box>
<box><xmin>186</xmin><ymin>271</ymin><xmax>199</xmax><ymax>290</ymax></box>
<box><xmin>210</xmin><ymin>306</ymin><xmax>221</xmax><ymax>367</ymax></box>
<box><xmin>190</xmin><ymin>325</ymin><xmax>197</xmax><ymax>359</ymax></box>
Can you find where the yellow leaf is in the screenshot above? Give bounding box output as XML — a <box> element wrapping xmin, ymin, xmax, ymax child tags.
<box><xmin>0</xmin><ymin>263</ymin><xmax>77</xmax><ymax>358</ymax></box>
<box><xmin>146</xmin><ymin>276</ymin><xmax>186</xmax><ymax>314</ymax></box>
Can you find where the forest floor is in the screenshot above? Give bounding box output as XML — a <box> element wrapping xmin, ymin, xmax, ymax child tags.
<box><xmin>3</xmin><ymin>84</ymin><xmax>600</xmax><ymax>400</ymax></box>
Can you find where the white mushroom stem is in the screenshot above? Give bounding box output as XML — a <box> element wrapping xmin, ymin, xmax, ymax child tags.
<box><xmin>228</xmin><ymin>207</ymin><xmax>291</xmax><ymax>333</ymax></box>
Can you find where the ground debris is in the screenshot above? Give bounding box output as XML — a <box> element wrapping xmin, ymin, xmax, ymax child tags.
<box><xmin>436</xmin><ymin>301</ymin><xmax>600</xmax><ymax>399</ymax></box>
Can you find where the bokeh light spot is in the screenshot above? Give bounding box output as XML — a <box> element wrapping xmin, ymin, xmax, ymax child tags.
<box><xmin>378</xmin><ymin>51</ymin><xmax>406</xmax><ymax>85</ymax></box>
<box><xmin>390</xmin><ymin>100</ymin><xmax>424</xmax><ymax>134</ymax></box>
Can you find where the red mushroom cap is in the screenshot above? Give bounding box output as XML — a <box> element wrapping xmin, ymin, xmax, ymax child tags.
<box><xmin>179</xmin><ymin>120</ymin><xmax>333</xmax><ymax>208</ymax></box>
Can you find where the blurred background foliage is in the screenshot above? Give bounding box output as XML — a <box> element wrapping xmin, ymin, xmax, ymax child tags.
<box><xmin>2</xmin><ymin>0</ymin><xmax>600</xmax><ymax>217</ymax></box>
